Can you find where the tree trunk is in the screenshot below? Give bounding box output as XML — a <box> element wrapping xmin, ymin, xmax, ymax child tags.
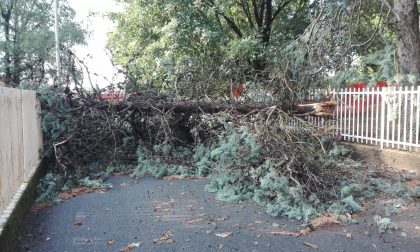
<box><xmin>11</xmin><ymin>5</ymin><xmax>20</xmax><ymax>86</ymax></box>
<box><xmin>116</xmin><ymin>100</ymin><xmax>336</xmax><ymax>117</ymax></box>
<box><xmin>394</xmin><ymin>0</ymin><xmax>420</xmax><ymax>78</ymax></box>
<box><xmin>2</xmin><ymin>11</ymin><xmax>12</xmax><ymax>82</ymax></box>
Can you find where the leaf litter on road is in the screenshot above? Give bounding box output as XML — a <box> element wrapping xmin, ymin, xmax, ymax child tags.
<box><xmin>73</xmin><ymin>220</ymin><xmax>82</xmax><ymax>227</ymax></box>
<box><xmin>154</xmin><ymin>199</ymin><xmax>177</xmax><ymax>212</ymax></box>
<box><xmin>185</xmin><ymin>218</ymin><xmax>204</xmax><ymax>225</ymax></box>
<box><xmin>270</xmin><ymin>227</ymin><xmax>311</xmax><ymax>237</ymax></box>
<box><xmin>119</xmin><ymin>242</ymin><xmax>142</xmax><ymax>252</ymax></box>
<box><xmin>59</xmin><ymin>187</ymin><xmax>107</xmax><ymax>200</ymax></box>
<box><xmin>270</xmin><ymin>214</ymin><xmax>340</xmax><ymax>237</ymax></box>
<box><xmin>215</xmin><ymin>232</ymin><xmax>233</xmax><ymax>238</ymax></box>
<box><xmin>154</xmin><ymin>230</ymin><xmax>175</xmax><ymax>244</ymax></box>
<box><xmin>303</xmin><ymin>242</ymin><xmax>318</xmax><ymax>249</ymax></box>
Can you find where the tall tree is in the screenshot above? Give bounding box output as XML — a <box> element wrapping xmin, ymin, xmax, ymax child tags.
<box><xmin>108</xmin><ymin>0</ymin><xmax>395</xmax><ymax>99</ymax></box>
<box><xmin>394</xmin><ymin>0</ymin><xmax>420</xmax><ymax>77</ymax></box>
<box><xmin>108</xmin><ymin>0</ymin><xmax>313</xmax><ymax>94</ymax></box>
<box><xmin>0</xmin><ymin>0</ymin><xmax>85</xmax><ymax>87</ymax></box>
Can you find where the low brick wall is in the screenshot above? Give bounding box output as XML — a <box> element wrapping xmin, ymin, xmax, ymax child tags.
<box><xmin>0</xmin><ymin>159</ymin><xmax>46</xmax><ymax>252</ymax></box>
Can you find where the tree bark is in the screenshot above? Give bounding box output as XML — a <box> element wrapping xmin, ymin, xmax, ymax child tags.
<box><xmin>116</xmin><ymin>100</ymin><xmax>336</xmax><ymax>117</ymax></box>
<box><xmin>394</xmin><ymin>0</ymin><xmax>420</xmax><ymax>77</ymax></box>
<box><xmin>1</xmin><ymin>4</ymin><xmax>13</xmax><ymax>83</ymax></box>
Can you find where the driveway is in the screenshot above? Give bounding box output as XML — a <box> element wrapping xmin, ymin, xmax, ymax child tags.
<box><xmin>14</xmin><ymin>176</ymin><xmax>420</xmax><ymax>252</ymax></box>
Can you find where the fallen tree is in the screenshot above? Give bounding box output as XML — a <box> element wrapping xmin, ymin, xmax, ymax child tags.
<box><xmin>115</xmin><ymin>99</ymin><xmax>337</xmax><ymax>117</ymax></box>
<box><xmin>40</xmin><ymin>88</ymin><xmax>337</xmax><ymax>174</ymax></box>
<box><xmin>37</xmin><ymin>86</ymin><xmax>419</xmax><ymax>225</ymax></box>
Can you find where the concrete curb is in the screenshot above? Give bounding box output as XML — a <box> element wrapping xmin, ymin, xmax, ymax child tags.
<box><xmin>0</xmin><ymin>159</ymin><xmax>47</xmax><ymax>252</ymax></box>
<box><xmin>348</xmin><ymin>143</ymin><xmax>420</xmax><ymax>176</ymax></box>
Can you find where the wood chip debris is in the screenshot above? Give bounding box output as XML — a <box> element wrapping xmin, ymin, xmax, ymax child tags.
<box><xmin>185</xmin><ymin>203</ymin><xmax>197</xmax><ymax>210</ymax></box>
<box><xmin>217</xmin><ymin>216</ymin><xmax>228</xmax><ymax>221</ymax></box>
<box><xmin>74</xmin><ymin>220</ymin><xmax>82</xmax><ymax>227</ymax></box>
<box><xmin>154</xmin><ymin>199</ymin><xmax>177</xmax><ymax>212</ymax></box>
<box><xmin>270</xmin><ymin>227</ymin><xmax>311</xmax><ymax>237</ymax></box>
<box><xmin>310</xmin><ymin>215</ymin><xmax>340</xmax><ymax>228</ymax></box>
<box><xmin>59</xmin><ymin>187</ymin><xmax>106</xmax><ymax>200</ymax></box>
<box><xmin>119</xmin><ymin>242</ymin><xmax>142</xmax><ymax>252</ymax></box>
<box><xmin>303</xmin><ymin>242</ymin><xmax>318</xmax><ymax>249</ymax></box>
<box><xmin>154</xmin><ymin>230</ymin><xmax>175</xmax><ymax>244</ymax></box>
<box><xmin>215</xmin><ymin>232</ymin><xmax>233</xmax><ymax>238</ymax></box>
<box><xmin>395</xmin><ymin>204</ymin><xmax>409</xmax><ymax>211</ymax></box>
<box><xmin>185</xmin><ymin>218</ymin><xmax>204</xmax><ymax>224</ymax></box>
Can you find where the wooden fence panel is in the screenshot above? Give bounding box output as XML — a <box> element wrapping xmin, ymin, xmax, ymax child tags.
<box><xmin>0</xmin><ymin>87</ymin><xmax>42</xmax><ymax>215</ymax></box>
<box><xmin>21</xmin><ymin>90</ymin><xmax>43</xmax><ymax>178</ymax></box>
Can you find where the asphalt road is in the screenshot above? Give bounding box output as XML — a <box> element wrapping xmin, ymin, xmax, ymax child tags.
<box><xmin>14</xmin><ymin>176</ymin><xmax>420</xmax><ymax>252</ymax></box>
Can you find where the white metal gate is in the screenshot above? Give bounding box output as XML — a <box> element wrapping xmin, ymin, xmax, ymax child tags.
<box><xmin>336</xmin><ymin>86</ymin><xmax>420</xmax><ymax>151</ymax></box>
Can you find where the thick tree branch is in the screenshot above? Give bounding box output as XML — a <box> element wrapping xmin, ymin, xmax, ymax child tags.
<box><xmin>259</xmin><ymin>0</ymin><xmax>266</xmax><ymax>27</ymax></box>
<box><xmin>206</xmin><ymin>0</ymin><xmax>243</xmax><ymax>38</ymax></box>
<box><xmin>262</xmin><ymin>0</ymin><xmax>273</xmax><ymax>44</ymax></box>
<box><xmin>252</xmin><ymin>0</ymin><xmax>263</xmax><ymax>27</ymax></box>
<box><xmin>240</xmin><ymin>0</ymin><xmax>255</xmax><ymax>29</ymax></box>
<box><xmin>220</xmin><ymin>13</ymin><xmax>244</xmax><ymax>38</ymax></box>
<box><xmin>272</xmin><ymin>0</ymin><xmax>294</xmax><ymax>20</ymax></box>
<box><xmin>115</xmin><ymin>100</ymin><xmax>336</xmax><ymax>117</ymax></box>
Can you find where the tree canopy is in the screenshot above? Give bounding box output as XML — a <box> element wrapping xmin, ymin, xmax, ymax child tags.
<box><xmin>107</xmin><ymin>0</ymin><xmax>314</xmax><ymax>96</ymax></box>
<box><xmin>0</xmin><ymin>0</ymin><xmax>86</xmax><ymax>87</ymax></box>
<box><xmin>107</xmin><ymin>0</ymin><xmax>418</xmax><ymax>99</ymax></box>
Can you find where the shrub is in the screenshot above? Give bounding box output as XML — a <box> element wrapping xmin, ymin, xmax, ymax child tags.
<box><xmin>374</xmin><ymin>215</ymin><xmax>398</xmax><ymax>233</ymax></box>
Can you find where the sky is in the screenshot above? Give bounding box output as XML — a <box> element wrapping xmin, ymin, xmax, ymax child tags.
<box><xmin>67</xmin><ymin>0</ymin><xmax>124</xmax><ymax>88</ymax></box>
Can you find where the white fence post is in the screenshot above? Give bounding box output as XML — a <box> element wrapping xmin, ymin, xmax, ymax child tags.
<box><xmin>380</xmin><ymin>87</ymin><xmax>386</xmax><ymax>149</ymax></box>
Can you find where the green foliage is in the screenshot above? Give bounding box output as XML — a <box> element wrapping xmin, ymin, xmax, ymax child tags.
<box><xmin>133</xmin><ymin>143</ymin><xmax>194</xmax><ymax>178</ymax></box>
<box><xmin>131</xmin><ymin>114</ymin><xmax>418</xmax><ymax>224</ymax></box>
<box><xmin>340</xmin><ymin>184</ymin><xmax>374</xmax><ymax>200</ymax></box>
<box><xmin>192</xmin><ymin>144</ymin><xmax>212</xmax><ymax>176</ymax></box>
<box><xmin>78</xmin><ymin>177</ymin><xmax>112</xmax><ymax>189</ymax></box>
<box><xmin>410</xmin><ymin>186</ymin><xmax>420</xmax><ymax>198</ymax></box>
<box><xmin>36</xmin><ymin>173</ymin><xmax>111</xmax><ymax>203</ymax></box>
<box><xmin>340</xmin><ymin>196</ymin><xmax>363</xmax><ymax>212</ymax></box>
<box><xmin>0</xmin><ymin>0</ymin><xmax>86</xmax><ymax>86</ymax></box>
<box><xmin>79</xmin><ymin>177</ymin><xmax>112</xmax><ymax>189</ymax></box>
<box><xmin>327</xmin><ymin>195</ymin><xmax>363</xmax><ymax>215</ymax></box>
<box><xmin>203</xmin><ymin>123</ymin><xmax>263</xmax><ymax>202</ymax></box>
<box><xmin>35</xmin><ymin>172</ymin><xmax>63</xmax><ymax>203</ymax></box>
<box><xmin>130</xmin><ymin>114</ymin><xmax>379</xmax><ymax>223</ymax></box>
<box><xmin>105</xmin><ymin>163</ymin><xmax>133</xmax><ymax>175</ymax></box>
<box><xmin>373</xmin><ymin>215</ymin><xmax>398</xmax><ymax>233</ymax></box>
<box><xmin>38</xmin><ymin>86</ymin><xmax>74</xmax><ymax>157</ymax></box>
<box><xmin>329</xmin><ymin>143</ymin><xmax>353</xmax><ymax>160</ymax></box>
<box><xmin>252</xmin><ymin>164</ymin><xmax>319</xmax><ymax>222</ymax></box>
<box><xmin>107</xmin><ymin>0</ymin><xmax>397</xmax><ymax>102</ymax></box>
<box><xmin>369</xmin><ymin>178</ymin><xmax>413</xmax><ymax>198</ymax></box>
<box><xmin>384</xmin><ymin>204</ymin><xmax>401</xmax><ymax>217</ymax></box>
<box><xmin>107</xmin><ymin>0</ymin><xmax>313</xmax><ymax>96</ymax></box>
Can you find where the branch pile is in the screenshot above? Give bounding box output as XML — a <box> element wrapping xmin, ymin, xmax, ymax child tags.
<box><xmin>40</xmin><ymin>87</ymin><xmax>337</xmax><ymax>172</ymax></box>
<box><xmin>39</xmin><ymin>86</ymin><xmax>420</xmax><ymax>223</ymax></box>
<box><xmin>39</xmin><ymin>87</ymin><xmax>372</xmax><ymax>222</ymax></box>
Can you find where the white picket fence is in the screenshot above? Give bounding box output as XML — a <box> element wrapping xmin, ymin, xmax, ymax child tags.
<box><xmin>296</xmin><ymin>86</ymin><xmax>420</xmax><ymax>152</ymax></box>
<box><xmin>336</xmin><ymin>86</ymin><xmax>420</xmax><ymax>151</ymax></box>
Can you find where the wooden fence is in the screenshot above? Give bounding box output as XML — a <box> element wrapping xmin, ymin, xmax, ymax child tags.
<box><xmin>0</xmin><ymin>87</ymin><xmax>43</xmax><ymax>215</ymax></box>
